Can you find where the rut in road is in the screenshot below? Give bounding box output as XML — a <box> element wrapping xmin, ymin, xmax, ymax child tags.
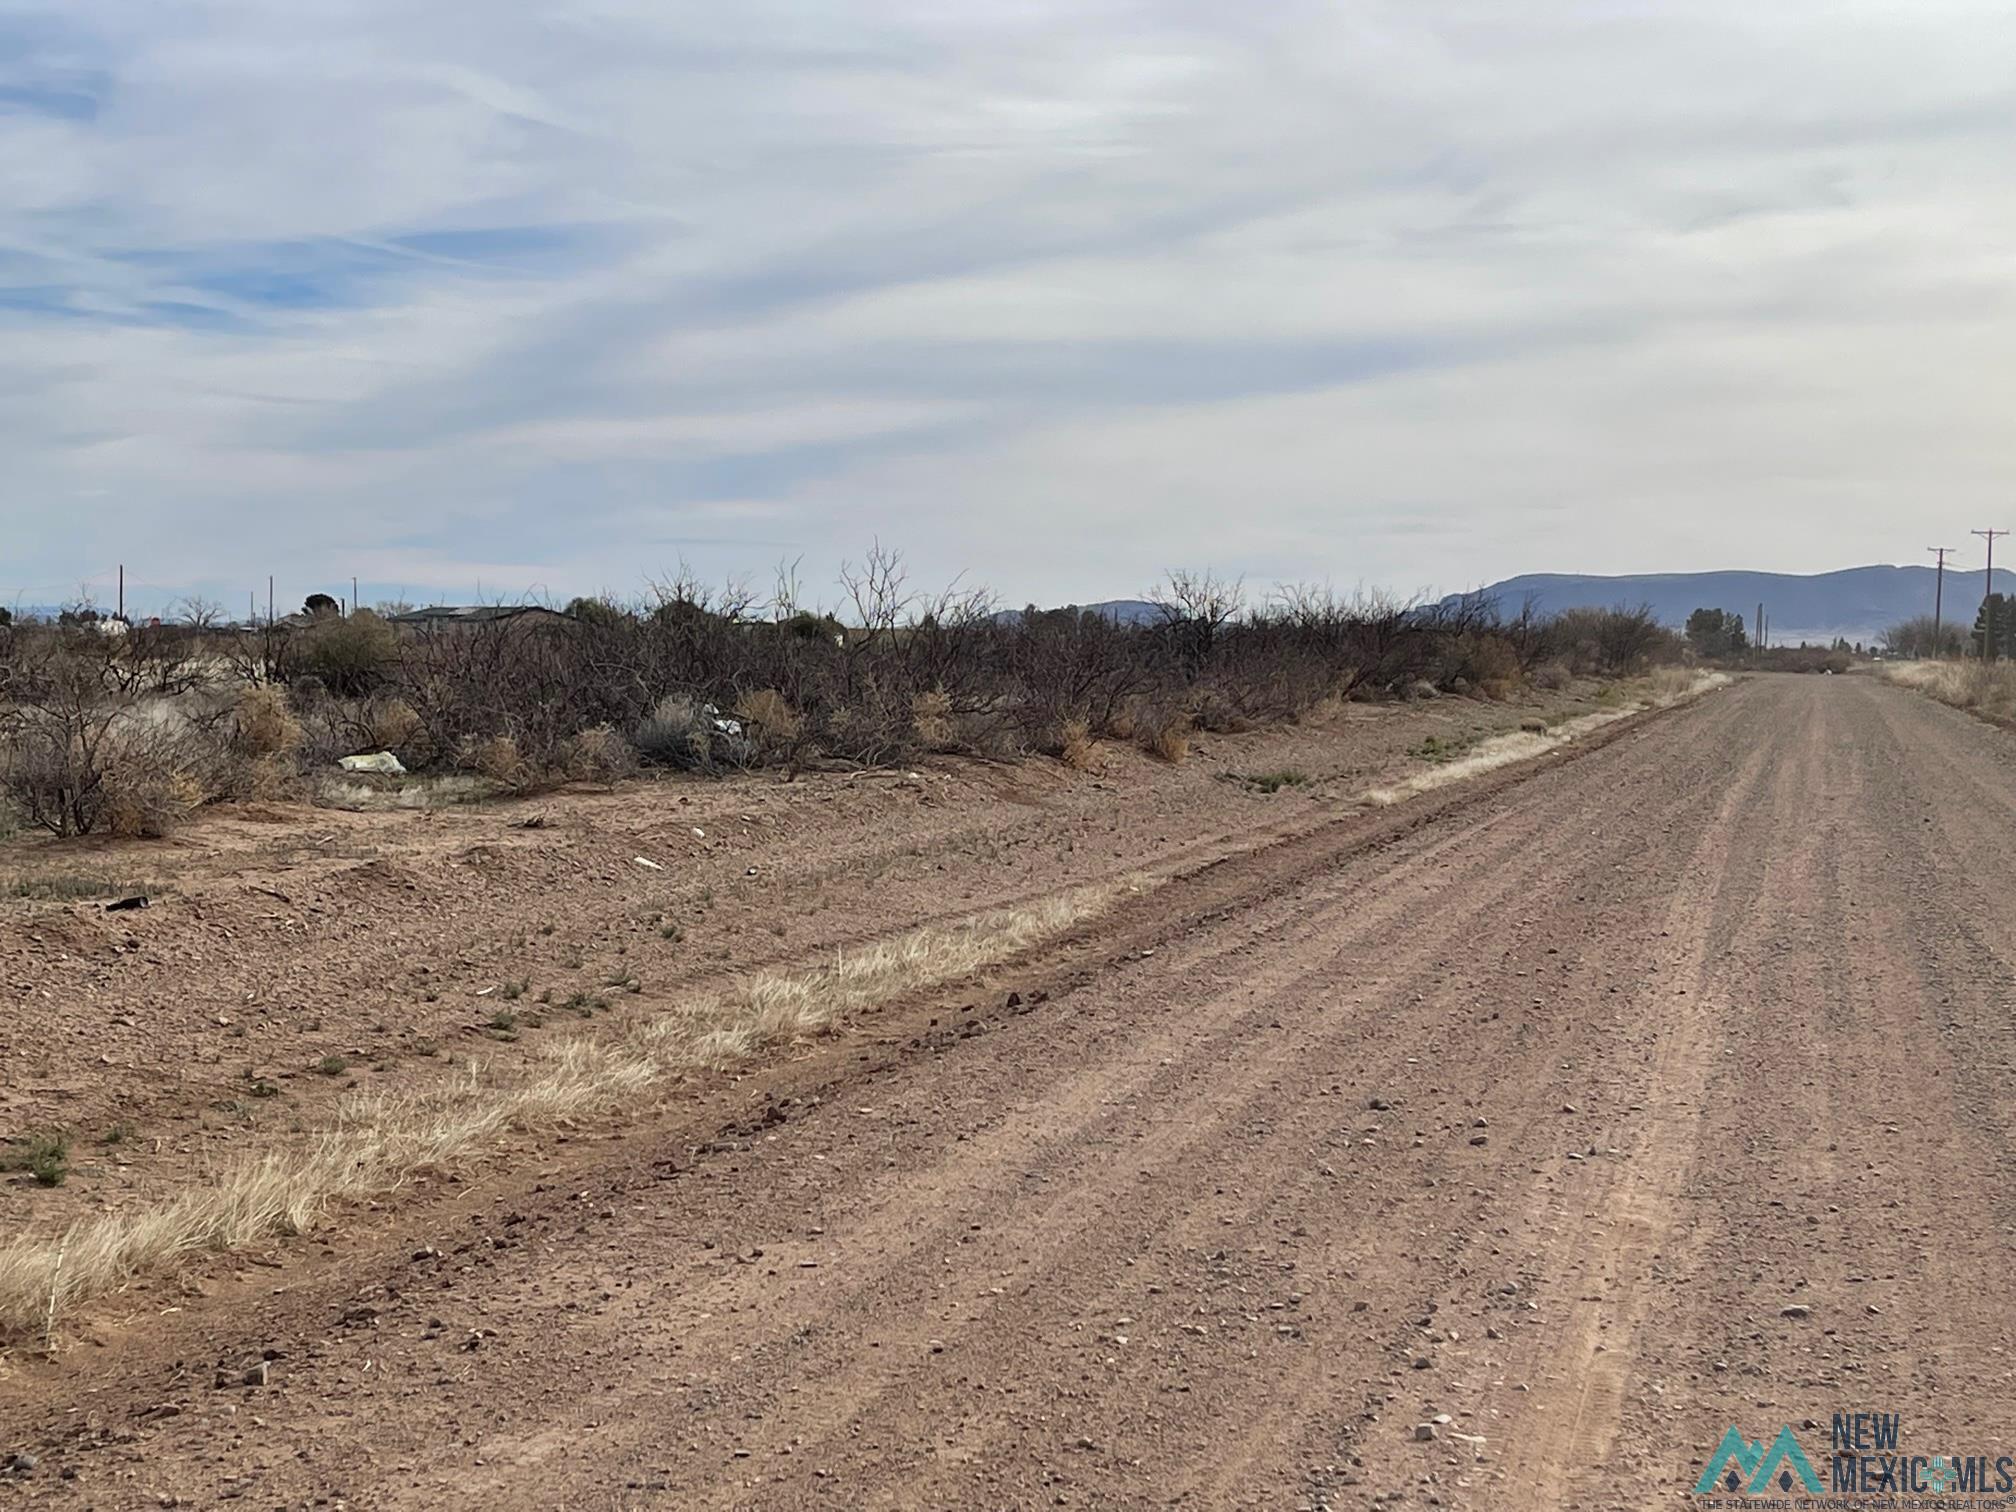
<box><xmin>10</xmin><ymin>673</ymin><xmax>2016</xmax><ymax>1512</ymax></box>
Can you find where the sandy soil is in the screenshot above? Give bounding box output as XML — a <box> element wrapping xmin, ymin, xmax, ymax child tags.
<box><xmin>9</xmin><ymin>674</ymin><xmax>2006</xmax><ymax>1509</ymax></box>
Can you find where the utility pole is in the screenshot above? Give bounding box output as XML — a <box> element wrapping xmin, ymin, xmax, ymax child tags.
<box><xmin>1974</xmin><ymin>529</ymin><xmax>2008</xmax><ymax>660</ymax></box>
<box><xmin>267</xmin><ymin>575</ymin><xmax>274</xmax><ymax>626</ymax></box>
<box><xmin>352</xmin><ymin>576</ymin><xmax>359</xmax><ymax>618</ymax></box>
<box><xmin>1930</xmin><ymin>546</ymin><xmax>1956</xmax><ymax>657</ymax></box>
<box><xmin>117</xmin><ymin>564</ymin><xmax>124</xmax><ymax>621</ymax></box>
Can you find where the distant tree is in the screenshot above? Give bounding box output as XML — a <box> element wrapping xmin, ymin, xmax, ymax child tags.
<box><xmin>1684</xmin><ymin>607</ymin><xmax>1749</xmax><ymax>660</ymax></box>
<box><xmin>174</xmin><ymin>596</ymin><xmax>226</xmax><ymax>630</ymax></box>
<box><xmin>566</xmin><ymin>595</ymin><xmax>628</xmax><ymax>627</ymax></box>
<box><xmin>1971</xmin><ymin>594</ymin><xmax>2016</xmax><ymax>659</ymax></box>
<box><xmin>1149</xmin><ymin>569</ymin><xmax>1245</xmax><ymax>679</ymax></box>
<box><xmin>0</xmin><ymin>606</ymin><xmax>11</xmax><ymax>628</ymax></box>
<box><xmin>1882</xmin><ymin>615</ymin><xmax>1962</xmax><ymax>659</ymax></box>
<box><xmin>296</xmin><ymin>609</ymin><xmax>395</xmax><ymax>694</ymax></box>
<box><xmin>303</xmin><ymin>592</ymin><xmax>340</xmax><ymax>618</ymax></box>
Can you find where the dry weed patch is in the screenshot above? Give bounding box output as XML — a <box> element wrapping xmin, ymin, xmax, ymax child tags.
<box><xmin>0</xmin><ymin>884</ymin><xmax>1123</xmax><ymax>1341</ymax></box>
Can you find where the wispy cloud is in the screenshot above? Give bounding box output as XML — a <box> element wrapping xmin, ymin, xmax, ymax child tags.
<box><xmin>4</xmin><ymin>0</ymin><xmax>2015</xmax><ymax>614</ymax></box>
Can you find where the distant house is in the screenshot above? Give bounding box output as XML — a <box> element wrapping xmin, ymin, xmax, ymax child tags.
<box><xmin>384</xmin><ymin>605</ymin><xmax>576</xmax><ymax>629</ymax></box>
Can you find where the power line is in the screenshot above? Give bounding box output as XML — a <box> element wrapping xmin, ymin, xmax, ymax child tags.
<box><xmin>1974</xmin><ymin>529</ymin><xmax>2009</xmax><ymax>660</ymax></box>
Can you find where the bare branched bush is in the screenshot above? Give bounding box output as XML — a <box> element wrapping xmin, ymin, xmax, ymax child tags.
<box><xmin>0</xmin><ymin>555</ymin><xmax>1692</xmax><ymax>827</ymax></box>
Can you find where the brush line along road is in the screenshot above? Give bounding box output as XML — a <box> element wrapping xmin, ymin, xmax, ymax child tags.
<box><xmin>8</xmin><ymin>673</ymin><xmax>2015</xmax><ymax>1508</ymax></box>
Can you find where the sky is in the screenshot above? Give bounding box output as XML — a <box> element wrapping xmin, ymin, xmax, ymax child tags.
<box><xmin>5</xmin><ymin>0</ymin><xmax>2016</xmax><ymax>618</ymax></box>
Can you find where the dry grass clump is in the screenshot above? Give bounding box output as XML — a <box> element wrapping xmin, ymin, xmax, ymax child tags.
<box><xmin>649</xmin><ymin>887</ymin><xmax>1105</xmax><ymax>1068</ymax></box>
<box><xmin>1884</xmin><ymin>660</ymin><xmax>2016</xmax><ymax>721</ymax></box>
<box><xmin>0</xmin><ymin>882</ymin><xmax>1123</xmax><ymax>1342</ymax></box>
<box><xmin>464</xmin><ymin>733</ymin><xmax>532</xmax><ymax>791</ymax></box>
<box><xmin>102</xmin><ymin>762</ymin><xmax>206</xmax><ymax>838</ymax></box>
<box><xmin>235</xmin><ymin>685</ymin><xmax>303</xmax><ymax>759</ymax></box>
<box><xmin>734</xmin><ymin>688</ymin><xmax>803</xmax><ymax>758</ymax></box>
<box><xmin>912</xmin><ymin>688</ymin><xmax>955</xmax><ymax>749</ymax></box>
<box><xmin>1139</xmin><ymin>707</ymin><xmax>1192</xmax><ymax>763</ymax></box>
<box><xmin>561</xmin><ymin>725</ymin><xmax>635</xmax><ymax>786</ymax></box>
<box><xmin>1056</xmin><ymin>717</ymin><xmax>1097</xmax><ymax>770</ymax></box>
<box><xmin>363</xmin><ymin>695</ymin><xmax>423</xmax><ymax>754</ymax></box>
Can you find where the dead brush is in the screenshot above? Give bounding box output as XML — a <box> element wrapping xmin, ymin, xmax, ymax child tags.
<box><xmin>0</xmin><ymin>881</ymin><xmax>1130</xmax><ymax>1342</ymax></box>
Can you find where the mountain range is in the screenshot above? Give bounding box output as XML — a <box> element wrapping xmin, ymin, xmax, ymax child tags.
<box><xmin>1457</xmin><ymin>565</ymin><xmax>2005</xmax><ymax>646</ymax></box>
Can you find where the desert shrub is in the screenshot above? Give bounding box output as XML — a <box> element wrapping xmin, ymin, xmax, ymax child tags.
<box><xmin>294</xmin><ymin>611</ymin><xmax>397</xmax><ymax>696</ymax></box>
<box><xmin>1530</xmin><ymin>660</ymin><xmax>1573</xmax><ymax>691</ymax></box>
<box><xmin>0</xmin><ymin>1131</ymin><xmax>69</xmax><ymax>1187</ymax></box>
<box><xmin>102</xmin><ymin>759</ymin><xmax>206</xmax><ymax>837</ymax></box>
<box><xmin>1186</xmin><ymin>686</ymin><xmax>1251</xmax><ymax>734</ymax></box>
<box><xmin>36</xmin><ymin>550</ymin><xmax>1696</xmax><ymax>803</ymax></box>
<box><xmin>364</xmin><ymin>695</ymin><xmax>422</xmax><ymax>753</ymax></box>
<box><xmin>561</xmin><ymin>725</ymin><xmax>635</xmax><ymax>785</ymax></box>
<box><xmin>0</xmin><ymin>694</ymin><xmax>209</xmax><ymax>838</ymax></box>
<box><xmin>635</xmin><ymin>695</ymin><xmax>712</xmax><ymax>769</ymax></box>
<box><xmin>235</xmin><ymin>685</ymin><xmax>304</xmax><ymax>759</ymax></box>
<box><xmin>1544</xmin><ymin>605</ymin><xmax>1679</xmax><ymax>677</ymax></box>
<box><xmin>1455</xmin><ymin>634</ymin><xmax>1524</xmax><ymax>699</ymax></box>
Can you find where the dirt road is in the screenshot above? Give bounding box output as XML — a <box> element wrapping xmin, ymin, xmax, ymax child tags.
<box><xmin>8</xmin><ymin>672</ymin><xmax>2016</xmax><ymax>1508</ymax></box>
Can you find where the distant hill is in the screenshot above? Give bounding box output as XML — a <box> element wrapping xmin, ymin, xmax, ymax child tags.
<box><xmin>996</xmin><ymin>599</ymin><xmax>1162</xmax><ymax>626</ymax></box>
<box><xmin>1455</xmin><ymin>566</ymin><xmax>2011</xmax><ymax>647</ymax></box>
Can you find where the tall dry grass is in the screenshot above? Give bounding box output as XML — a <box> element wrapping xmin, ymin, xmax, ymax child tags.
<box><xmin>1883</xmin><ymin>660</ymin><xmax>2016</xmax><ymax>721</ymax></box>
<box><xmin>0</xmin><ymin>885</ymin><xmax>1119</xmax><ymax>1343</ymax></box>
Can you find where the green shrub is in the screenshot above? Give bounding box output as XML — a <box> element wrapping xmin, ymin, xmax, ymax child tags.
<box><xmin>1</xmin><ymin>1131</ymin><xmax>70</xmax><ymax>1187</ymax></box>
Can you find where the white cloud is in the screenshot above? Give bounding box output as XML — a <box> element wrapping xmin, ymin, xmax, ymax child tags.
<box><xmin>3</xmin><ymin>0</ymin><xmax>2014</xmax><ymax>612</ymax></box>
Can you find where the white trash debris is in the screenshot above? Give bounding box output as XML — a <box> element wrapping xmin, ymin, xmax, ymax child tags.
<box><xmin>337</xmin><ymin>751</ymin><xmax>407</xmax><ymax>775</ymax></box>
<box><xmin>634</xmin><ymin>856</ymin><xmax>663</xmax><ymax>870</ymax></box>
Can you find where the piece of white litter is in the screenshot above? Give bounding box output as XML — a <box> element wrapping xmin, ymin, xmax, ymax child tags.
<box><xmin>634</xmin><ymin>856</ymin><xmax>663</xmax><ymax>870</ymax></box>
<box><xmin>691</xmin><ymin>827</ymin><xmax>706</xmax><ymax>839</ymax></box>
